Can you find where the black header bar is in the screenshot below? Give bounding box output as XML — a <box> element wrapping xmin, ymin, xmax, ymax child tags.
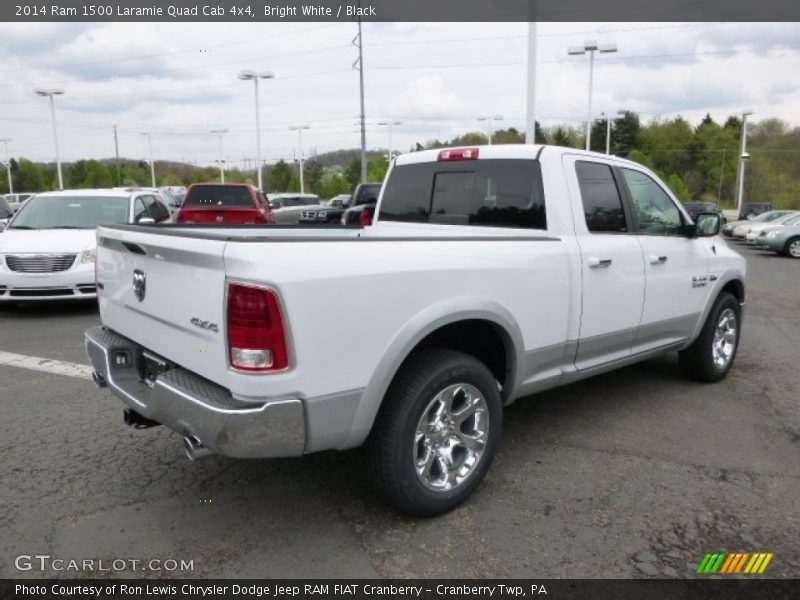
<box><xmin>4</xmin><ymin>0</ymin><xmax>800</xmax><ymax>22</ymax></box>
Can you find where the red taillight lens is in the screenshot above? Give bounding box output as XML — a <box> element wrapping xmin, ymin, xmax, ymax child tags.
<box><xmin>227</xmin><ymin>283</ymin><xmax>288</xmax><ymax>372</ymax></box>
<box><xmin>438</xmin><ymin>148</ymin><xmax>479</xmax><ymax>161</ymax></box>
<box><xmin>359</xmin><ymin>210</ymin><xmax>372</xmax><ymax>226</ymax></box>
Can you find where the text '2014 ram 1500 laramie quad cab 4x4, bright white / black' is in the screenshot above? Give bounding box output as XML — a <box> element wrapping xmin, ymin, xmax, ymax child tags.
<box><xmin>85</xmin><ymin>145</ymin><xmax>746</xmax><ymax>516</ymax></box>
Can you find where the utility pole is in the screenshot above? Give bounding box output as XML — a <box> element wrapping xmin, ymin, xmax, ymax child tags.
<box><xmin>353</xmin><ymin>13</ymin><xmax>367</xmax><ymax>183</ymax></box>
<box><xmin>113</xmin><ymin>125</ymin><xmax>121</xmax><ymax>185</ymax></box>
<box><xmin>211</xmin><ymin>129</ymin><xmax>228</xmax><ymax>183</ymax></box>
<box><xmin>0</xmin><ymin>138</ymin><xmax>12</xmax><ymax>194</ymax></box>
<box><xmin>289</xmin><ymin>124</ymin><xmax>310</xmax><ymax>193</ymax></box>
<box><xmin>524</xmin><ymin>2</ymin><xmax>538</xmax><ymax>144</ymax></box>
<box><xmin>140</xmin><ymin>132</ymin><xmax>155</xmax><ymax>187</ymax></box>
<box><xmin>736</xmin><ymin>110</ymin><xmax>754</xmax><ymax>216</ymax></box>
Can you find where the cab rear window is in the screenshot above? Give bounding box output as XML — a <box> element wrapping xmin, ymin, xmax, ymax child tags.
<box><xmin>379</xmin><ymin>159</ymin><xmax>546</xmax><ymax>230</ymax></box>
<box><xmin>184</xmin><ymin>185</ymin><xmax>254</xmax><ymax>208</ymax></box>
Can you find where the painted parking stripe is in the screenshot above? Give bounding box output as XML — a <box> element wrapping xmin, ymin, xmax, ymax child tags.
<box><xmin>0</xmin><ymin>351</ymin><xmax>93</xmax><ymax>380</ymax></box>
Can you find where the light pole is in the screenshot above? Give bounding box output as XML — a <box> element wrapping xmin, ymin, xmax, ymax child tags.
<box><xmin>476</xmin><ymin>115</ymin><xmax>503</xmax><ymax>145</ymax></box>
<box><xmin>568</xmin><ymin>41</ymin><xmax>617</xmax><ymax>151</ymax></box>
<box><xmin>377</xmin><ymin>120</ymin><xmax>402</xmax><ymax>160</ymax></box>
<box><xmin>289</xmin><ymin>124</ymin><xmax>310</xmax><ymax>193</ymax></box>
<box><xmin>525</xmin><ymin>19</ymin><xmax>538</xmax><ymax>144</ymax></box>
<box><xmin>210</xmin><ymin>129</ymin><xmax>228</xmax><ymax>183</ymax></box>
<box><xmin>0</xmin><ymin>138</ymin><xmax>12</xmax><ymax>194</ymax></box>
<box><xmin>140</xmin><ymin>132</ymin><xmax>156</xmax><ymax>187</ymax></box>
<box><xmin>601</xmin><ymin>109</ymin><xmax>626</xmax><ymax>155</ymax></box>
<box><xmin>35</xmin><ymin>88</ymin><xmax>65</xmax><ymax>189</ymax></box>
<box><xmin>238</xmin><ymin>70</ymin><xmax>274</xmax><ymax>191</ymax></box>
<box><xmin>736</xmin><ymin>109</ymin><xmax>754</xmax><ymax>216</ymax></box>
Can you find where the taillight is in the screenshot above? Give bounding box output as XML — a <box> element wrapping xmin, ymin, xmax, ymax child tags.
<box><xmin>359</xmin><ymin>210</ymin><xmax>372</xmax><ymax>226</ymax></box>
<box><xmin>438</xmin><ymin>148</ymin><xmax>479</xmax><ymax>161</ymax></box>
<box><xmin>227</xmin><ymin>283</ymin><xmax>288</xmax><ymax>372</ymax></box>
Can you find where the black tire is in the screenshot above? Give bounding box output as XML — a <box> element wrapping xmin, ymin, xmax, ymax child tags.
<box><xmin>782</xmin><ymin>236</ymin><xmax>800</xmax><ymax>258</ymax></box>
<box><xmin>365</xmin><ymin>347</ymin><xmax>502</xmax><ymax>517</ymax></box>
<box><xmin>679</xmin><ymin>292</ymin><xmax>741</xmax><ymax>383</ymax></box>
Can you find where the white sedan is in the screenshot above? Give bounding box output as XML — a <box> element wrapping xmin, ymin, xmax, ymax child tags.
<box><xmin>0</xmin><ymin>189</ymin><xmax>170</xmax><ymax>302</ymax></box>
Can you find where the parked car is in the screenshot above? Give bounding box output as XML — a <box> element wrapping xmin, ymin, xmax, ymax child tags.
<box><xmin>746</xmin><ymin>213</ymin><xmax>800</xmax><ymax>245</ymax></box>
<box><xmin>732</xmin><ymin>211</ymin><xmax>798</xmax><ymax>240</ymax></box>
<box><xmin>0</xmin><ymin>196</ymin><xmax>13</xmax><ymax>230</ymax></box>
<box><xmin>341</xmin><ymin>183</ymin><xmax>382</xmax><ymax>225</ymax></box>
<box><xmin>268</xmin><ymin>193</ymin><xmax>321</xmax><ymax>224</ymax></box>
<box><xmin>157</xmin><ymin>187</ymin><xmax>183</xmax><ymax>219</ymax></box>
<box><xmin>0</xmin><ymin>189</ymin><xmax>169</xmax><ymax>302</ymax></box>
<box><xmin>683</xmin><ymin>201</ymin><xmax>726</xmax><ymax>225</ymax></box>
<box><xmin>738</xmin><ymin>202</ymin><xmax>772</xmax><ymax>220</ymax></box>
<box><xmin>298</xmin><ymin>194</ymin><xmax>352</xmax><ymax>224</ymax></box>
<box><xmin>3</xmin><ymin>193</ymin><xmax>35</xmax><ymax>213</ymax></box>
<box><xmin>722</xmin><ymin>210</ymin><xmax>796</xmax><ymax>239</ymax></box>
<box><xmin>756</xmin><ymin>221</ymin><xmax>800</xmax><ymax>258</ymax></box>
<box><xmin>85</xmin><ymin>144</ymin><xmax>745</xmax><ymax>516</ymax></box>
<box><xmin>175</xmin><ymin>183</ymin><xmax>274</xmax><ymax>225</ymax></box>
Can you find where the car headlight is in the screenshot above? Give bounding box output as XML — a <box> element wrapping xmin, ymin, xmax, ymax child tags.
<box><xmin>766</xmin><ymin>231</ymin><xmax>779</xmax><ymax>239</ymax></box>
<box><xmin>80</xmin><ymin>249</ymin><xmax>96</xmax><ymax>264</ymax></box>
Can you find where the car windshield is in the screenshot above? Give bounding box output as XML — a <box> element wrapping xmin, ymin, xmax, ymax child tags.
<box><xmin>9</xmin><ymin>195</ymin><xmax>129</xmax><ymax>229</ymax></box>
<box><xmin>278</xmin><ymin>196</ymin><xmax>319</xmax><ymax>207</ymax></box>
<box><xmin>755</xmin><ymin>211</ymin><xmax>790</xmax><ymax>223</ymax></box>
<box><xmin>183</xmin><ymin>185</ymin><xmax>253</xmax><ymax>207</ymax></box>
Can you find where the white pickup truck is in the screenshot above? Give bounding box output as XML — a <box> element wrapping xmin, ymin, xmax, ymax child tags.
<box><xmin>85</xmin><ymin>145</ymin><xmax>745</xmax><ymax>516</ymax></box>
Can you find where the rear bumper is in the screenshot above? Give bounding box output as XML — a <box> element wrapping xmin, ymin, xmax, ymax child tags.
<box><xmin>84</xmin><ymin>325</ymin><xmax>306</xmax><ymax>458</ymax></box>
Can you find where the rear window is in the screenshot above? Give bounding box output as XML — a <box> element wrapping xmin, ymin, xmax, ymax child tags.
<box><xmin>380</xmin><ymin>159</ymin><xmax>546</xmax><ymax>230</ymax></box>
<box><xmin>184</xmin><ymin>185</ymin><xmax>254</xmax><ymax>208</ymax></box>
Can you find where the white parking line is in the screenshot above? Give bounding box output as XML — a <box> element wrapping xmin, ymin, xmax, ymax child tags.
<box><xmin>0</xmin><ymin>351</ymin><xmax>93</xmax><ymax>380</ymax></box>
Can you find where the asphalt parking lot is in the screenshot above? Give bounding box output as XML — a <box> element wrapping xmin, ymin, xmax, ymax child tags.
<box><xmin>1</xmin><ymin>244</ymin><xmax>798</xmax><ymax>579</ymax></box>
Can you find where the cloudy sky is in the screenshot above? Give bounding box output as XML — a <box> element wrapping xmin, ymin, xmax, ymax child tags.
<box><xmin>0</xmin><ymin>21</ymin><xmax>798</xmax><ymax>168</ymax></box>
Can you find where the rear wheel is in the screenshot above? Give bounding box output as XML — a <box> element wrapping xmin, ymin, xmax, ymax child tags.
<box><xmin>679</xmin><ymin>292</ymin><xmax>741</xmax><ymax>382</ymax></box>
<box><xmin>366</xmin><ymin>348</ymin><xmax>502</xmax><ymax>516</ymax></box>
<box><xmin>783</xmin><ymin>237</ymin><xmax>800</xmax><ymax>258</ymax></box>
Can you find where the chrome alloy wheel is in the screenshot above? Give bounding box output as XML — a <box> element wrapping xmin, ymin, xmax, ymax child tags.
<box><xmin>413</xmin><ymin>383</ymin><xmax>489</xmax><ymax>492</ymax></box>
<box><xmin>788</xmin><ymin>239</ymin><xmax>800</xmax><ymax>258</ymax></box>
<box><xmin>712</xmin><ymin>308</ymin><xmax>738</xmax><ymax>369</ymax></box>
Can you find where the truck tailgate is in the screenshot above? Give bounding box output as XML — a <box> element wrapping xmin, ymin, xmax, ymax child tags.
<box><xmin>96</xmin><ymin>226</ymin><xmax>229</xmax><ymax>386</ymax></box>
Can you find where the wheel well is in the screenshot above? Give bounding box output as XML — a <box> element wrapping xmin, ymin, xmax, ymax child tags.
<box><xmin>404</xmin><ymin>319</ymin><xmax>513</xmax><ymax>399</ymax></box>
<box><xmin>721</xmin><ymin>279</ymin><xmax>745</xmax><ymax>304</ymax></box>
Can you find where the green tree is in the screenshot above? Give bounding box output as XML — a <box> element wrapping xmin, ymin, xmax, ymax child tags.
<box><xmin>612</xmin><ymin>111</ymin><xmax>641</xmax><ymax>156</ymax></box>
<box><xmin>15</xmin><ymin>158</ymin><xmax>47</xmax><ymax>192</ymax></box>
<box><xmin>367</xmin><ymin>156</ymin><xmax>389</xmax><ymax>182</ymax></box>
<box><xmin>344</xmin><ymin>157</ymin><xmax>361</xmax><ymax>188</ymax></box>
<box><xmin>266</xmin><ymin>159</ymin><xmax>292</xmax><ymax>192</ymax></box>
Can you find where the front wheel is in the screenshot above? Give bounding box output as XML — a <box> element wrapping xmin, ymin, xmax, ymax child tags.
<box><xmin>783</xmin><ymin>237</ymin><xmax>800</xmax><ymax>258</ymax></box>
<box><xmin>366</xmin><ymin>348</ymin><xmax>502</xmax><ymax>517</ymax></box>
<box><xmin>679</xmin><ymin>292</ymin><xmax>741</xmax><ymax>382</ymax></box>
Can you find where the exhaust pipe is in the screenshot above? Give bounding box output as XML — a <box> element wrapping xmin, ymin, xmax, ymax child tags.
<box><xmin>92</xmin><ymin>371</ymin><xmax>107</xmax><ymax>388</ymax></box>
<box><xmin>183</xmin><ymin>434</ymin><xmax>212</xmax><ymax>461</ymax></box>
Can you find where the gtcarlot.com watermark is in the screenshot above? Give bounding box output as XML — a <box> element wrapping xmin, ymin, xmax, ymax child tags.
<box><xmin>15</xmin><ymin>554</ymin><xmax>194</xmax><ymax>573</ymax></box>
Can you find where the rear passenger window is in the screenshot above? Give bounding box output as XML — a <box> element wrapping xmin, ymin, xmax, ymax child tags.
<box><xmin>381</xmin><ymin>159</ymin><xmax>546</xmax><ymax>230</ymax></box>
<box><xmin>576</xmin><ymin>161</ymin><xmax>627</xmax><ymax>233</ymax></box>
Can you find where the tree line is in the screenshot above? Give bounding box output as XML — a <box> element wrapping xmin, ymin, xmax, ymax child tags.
<box><xmin>2</xmin><ymin>113</ymin><xmax>798</xmax><ymax>209</ymax></box>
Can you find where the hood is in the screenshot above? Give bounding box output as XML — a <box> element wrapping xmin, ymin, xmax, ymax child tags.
<box><xmin>0</xmin><ymin>228</ymin><xmax>97</xmax><ymax>254</ymax></box>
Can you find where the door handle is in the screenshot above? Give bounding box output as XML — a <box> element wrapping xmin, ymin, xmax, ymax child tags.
<box><xmin>649</xmin><ymin>255</ymin><xmax>668</xmax><ymax>265</ymax></box>
<box><xmin>588</xmin><ymin>257</ymin><xmax>613</xmax><ymax>269</ymax></box>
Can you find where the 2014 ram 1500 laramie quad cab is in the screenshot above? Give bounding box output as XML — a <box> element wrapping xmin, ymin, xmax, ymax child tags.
<box><xmin>85</xmin><ymin>145</ymin><xmax>745</xmax><ymax>516</ymax></box>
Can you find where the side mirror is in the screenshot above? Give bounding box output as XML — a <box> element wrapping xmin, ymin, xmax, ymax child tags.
<box><xmin>138</xmin><ymin>217</ymin><xmax>155</xmax><ymax>225</ymax></box>
<box><xmin>689</xmin><ymin>212</ymin><xmax>721</xmax><ymax>238</ymax></box>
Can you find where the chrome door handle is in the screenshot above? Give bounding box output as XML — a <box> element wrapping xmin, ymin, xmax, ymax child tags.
<box><xmin>649</xmin><ymin>255</ymin><xmax>668</xmax><ymax>265</ymax></box>
<box><xmin>588</xmin><ymin>257</ymin><xmax>613</xmax><ymax>269</ymax></box>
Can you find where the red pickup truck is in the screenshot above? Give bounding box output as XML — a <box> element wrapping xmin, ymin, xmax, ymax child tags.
<box><xmin>175</xmin><ymin>183</ymin><xmax>275</xmax><ymax>225</ymax></box>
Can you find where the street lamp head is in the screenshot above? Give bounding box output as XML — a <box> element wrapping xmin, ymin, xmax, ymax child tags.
<box><xmin>568</xmin><ymin>46</ymin><xmax>586</xmax><ymax>55</ymax></box>
<box><xmin>35</xmin><ymin>88</ymin><xmax>65</xmax><ymax>97</ymax></box>
<box><xmin>598</xmin><ymin>43</ymin><xmax>618</xmax><ymax>54</ymax></box>
<box><xmin>742</xmin><ymin>109</ymin><xmax>754</xmax><ymax>117</ymax></box>
<box><xmin>289</xmin><ymin>125</ymin><xmax>310</xmax><ymax>131</ymax></box>
<box><xmin>238</xmin><ymin>70</ymin><xmax>256</xmax><ymax>80</ymax></box>
<box><xmin>239</xmin><ymin>70</ymin><xmax>275</xmax><ymax>81</ymax></box>
<box><xmin>741</xmin><ymin>152</ymin><xmax>751</xmax><ymax>160</ymax></box>
<box><xmin>616</xmin><ymin>109</ymin><xmax>627</xmax><ymax>116</ymax></box>
<box><xmin>583</xmin><ymin>40</ymin><xmax>599</xmax><ymax>51</ymax></box>
<box><xmin>258</xmin><ymin>71</ymin><xmax>275</xmax><ymax>80</ymax></box>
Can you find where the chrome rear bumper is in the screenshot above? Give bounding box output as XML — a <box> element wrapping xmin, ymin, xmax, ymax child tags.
<box><xmin>85</xmin><ymin>326</ymin><xmax>305</xmax><ymax>458</ymax></box>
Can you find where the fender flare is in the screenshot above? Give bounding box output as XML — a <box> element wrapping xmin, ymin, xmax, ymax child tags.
<box><xmin>340</xmin><ymin>297</ymin><xmax>525</xmax><ymax>449</ymax></box>
<box><xmin>685</xmin><ymin>270</ymin><xmax>746</xmax><ymax>346</ymax></box>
